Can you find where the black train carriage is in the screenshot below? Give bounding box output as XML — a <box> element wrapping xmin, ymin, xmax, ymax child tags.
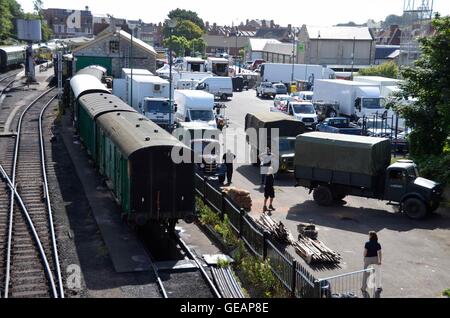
<box><xmin>96</xmin><ymin>111</ymin><xmax>195</xmax><ymax>226</ymax></box>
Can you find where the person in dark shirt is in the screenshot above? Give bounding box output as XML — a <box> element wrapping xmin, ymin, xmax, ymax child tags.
<box><xmin>222</xmin><ymin>150</ymin><xmax>236</xmax><ymax>185</ymax></box>
<box><xmin>263</xmin><ymin>167</ymin><xmax>275</xmax><ymax>212</ymax></box>
<box><xmin>362</xmin><ymin>231</ymin><xmax>382</xmax><ymax>293</ymax></box>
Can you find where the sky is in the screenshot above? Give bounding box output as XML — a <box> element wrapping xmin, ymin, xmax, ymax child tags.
<box><xmin>17</xmin><ymin>0</ymin><xmax>450</xmax><ymax>27</ymax></box>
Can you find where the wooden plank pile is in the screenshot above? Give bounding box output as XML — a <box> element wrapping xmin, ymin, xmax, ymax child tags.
<box><xmin>291</xmin><ymin>233</ymin><xmax>341</xmax><ymax>265</ymax></box>
<box><xmin>253</xmin><ymin>212</ymin><xmax>341</xmax><ymax>265</ymax></box>
<box><xmin>255</xmin><ymin>212</ymin><xmax>290</xmax><ymax>244</ymax></box>
<box><xmin>222</xmin><ymin>187</ymin><xmax>252</xmax><ymax>211</ymax></box>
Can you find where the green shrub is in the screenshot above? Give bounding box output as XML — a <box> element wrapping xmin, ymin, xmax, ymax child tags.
<box><xmin>357</xmin><ymin>61</ymin><xmax>399</xmax><ymax>79</ymax></box>
<box><xmin>443</xmin><ymin>289</ymin><xmax>450</xmax><ymax>297</ymax></box>
<box><xmin>239</xmin><ymin>256</ymin><xmax>286</xmax><ymax>298</ymax></box>
<box><xmin>415</xmin><ymin>153</ymin><xmax>450</xmax><ymax>185</ymax></box>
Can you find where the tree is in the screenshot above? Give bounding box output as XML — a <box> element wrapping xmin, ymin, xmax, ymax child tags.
<box><xmin>163</xmin><ymin>35</ymin><xmax>189</xmax><ymax>57</ymax></box>
<box><xmin>168</xmin><ymin>8</ymin><xmax>205</xmax><ymax>29</ymax></box>
<box><xmin>0</xmin><ymin>0</ymin><xmax>14</xmax><ymax>40</ymax></box>
<box><xmin>391</xmin><ymin>15</ymin><xmax>450</xmax><ymax>157</ymax></box>
<box><xmin>164</xmin><ymin>19</ymin><xmax>204</xmax><ymax>41</ymax></box>
<box><xmin>188</xmin><ymin>38</ymin><xmax>206</xmax><ymax>56</ymax></box>
<box><xmin>358</xmin><ymin>61</ymin><xmax>399</xmax><ymax>79</ymax></box>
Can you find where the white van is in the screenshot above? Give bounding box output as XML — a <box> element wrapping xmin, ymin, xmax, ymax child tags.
<box><xmin>196</xmin><ymin>77</ymin><xmax>233</xmax><ymax>101</ymax></box>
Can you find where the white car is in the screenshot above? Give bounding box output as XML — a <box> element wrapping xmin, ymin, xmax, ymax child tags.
<box><xmin>286</xmin><ymin>102</ymin><xmax>319</xmax><ymax>128</ymax></box>
<box><xmin>273</xmin><ymin>95</ymin><xmax>293</xmax><ymax>111</ymax></box>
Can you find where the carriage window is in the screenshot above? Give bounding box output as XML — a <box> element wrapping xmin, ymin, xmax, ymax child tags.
<box><xmin>109</xmin><ymin>41</ymin><xmax>119</xmax><ymax>54</ymax></box>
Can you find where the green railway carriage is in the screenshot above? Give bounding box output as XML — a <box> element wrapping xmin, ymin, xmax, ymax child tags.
<box><xmin>96</xmin><ymin>112</ymin><xmax>195</xmax><ymax>225</ymax></box>
<box><xmin>77</xmin><ymin>93</ymin><xmax>136</xmax><ymax>160</ymax></box>
<box><xmin>69</xmin><ymin>72</ymin><xmax>111</xmax><ymax>127</ymax></box>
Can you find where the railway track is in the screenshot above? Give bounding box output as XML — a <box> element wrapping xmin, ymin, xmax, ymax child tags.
<box><xmin>0</xmin><ymin>88</ymin><xmax>64</xmax><ymax>298</ymax></box>
<box><xmin>143</xmin><ymin>229</ymin><xmax>222</xmax><ymax>299</ymax></box>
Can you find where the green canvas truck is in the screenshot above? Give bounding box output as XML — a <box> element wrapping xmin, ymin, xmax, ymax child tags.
<box><xmin>295</xmin><ymin>132</ymin><xmax>443</xmax><ymax>219</ymax></box>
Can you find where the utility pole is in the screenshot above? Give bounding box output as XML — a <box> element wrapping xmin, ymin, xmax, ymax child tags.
<box><xmin>351</xmin><ymin>36</ymin><xmax>356</xmax><ymax>80</ymax></box>
<box><xmin>291</xmin><ymin>29</ymin><xmax>296</xmax><ymax>83</ymax></box>
<box><xmin>167</xmin><ymin>19</ymin><xmax>177</xmax><ymax>131</ymax></box>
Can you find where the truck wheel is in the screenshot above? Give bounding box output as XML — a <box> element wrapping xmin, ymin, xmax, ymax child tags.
<box><xmin>403</xmin><ymin>198</ymin><xmax>428</xmax><ymax>220</ymax></box>
<box><xmin>313</xmin><ymin>186</ymin><xmax>333</xmax><ymax>206</ymax></box>
<box><xmin>221</xmin><ymin>94</ymin><xmax>228</xmax><ymax>101</ymax></box>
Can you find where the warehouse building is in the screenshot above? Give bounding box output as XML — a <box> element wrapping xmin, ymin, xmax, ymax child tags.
<box><xmin>72</xmin><ymin>28</ymin><xmax>157</xmax><ymax>77</ymax></box>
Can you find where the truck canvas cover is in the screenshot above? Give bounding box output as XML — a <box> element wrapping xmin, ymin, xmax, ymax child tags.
<box><xmin>245</xmin><ymin>112</ymin><xmax>305</xmax><ymax>137</ymax></box>
<box><xmin>295</xmin><ymin>132</ymin><xmax>391</xmax><ymax>176</ymax></box>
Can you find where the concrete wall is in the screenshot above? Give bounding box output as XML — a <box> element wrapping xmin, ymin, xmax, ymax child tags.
<box><xmin>74</xmin><ymin>33</ymin><xmax>156</xmax><ymax>77</ymax></box>
<box><xmin>298</xmin><ymin>29</ymin><xmax>375</xmax><ymax>66</ymax></box>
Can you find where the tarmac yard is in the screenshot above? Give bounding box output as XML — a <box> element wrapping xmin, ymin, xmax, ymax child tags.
<box><xmin>223</xmin><ymin>89</ymin><xmax>450</xmax><ymax>298</ymax></box>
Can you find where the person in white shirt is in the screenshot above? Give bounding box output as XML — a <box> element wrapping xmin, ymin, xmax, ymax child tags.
<box><xmin>259</xmin><ymin>147</ymin><xmax>273</xmax><ymax>186</ymax></box>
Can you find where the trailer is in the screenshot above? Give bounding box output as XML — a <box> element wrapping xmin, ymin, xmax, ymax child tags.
<box><xmin>259</xmin><ymin>63</ymin><xmax>335</xmax><ymax>84</ymax></box>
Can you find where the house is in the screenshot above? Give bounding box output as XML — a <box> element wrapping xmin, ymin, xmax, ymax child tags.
<box><xmin>375</xmin><ymin>45</ymin><xmax>400</xmax><ymax>65</ymax></box>
<box><xmin>43</xmin><ymin>6</ymin><xmax>94</xmax><ymax>39</ymax></box>
<box><xmin>297</xmin><ymin>25</ymin><xmax>376</xmax><ymax>71</ymax></box>
<box><xmin>72</xmin><ymin>28</ymin><xmax>157</xmax><ymax>77</ymax></box>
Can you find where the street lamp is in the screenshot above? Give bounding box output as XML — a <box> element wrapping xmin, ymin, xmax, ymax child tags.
<box><xmin>291</xmin><ymin>29</ymin><xmax>297</xmax><ymax>83</ymax></box>
<box><xmin>167</xmin><ymin>19</ymin><xmax>177</xmax><ymax>131</ymax></box>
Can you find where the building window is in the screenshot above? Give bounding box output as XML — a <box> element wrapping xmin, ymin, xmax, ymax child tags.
<box><xmin>110</xmin><ymin>41</ymin><xmax>120</xmax><ymax>54</ymax></box>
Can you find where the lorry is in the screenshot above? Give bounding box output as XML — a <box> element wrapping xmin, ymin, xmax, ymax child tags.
<box><xmin>182</xmin><ymin>57</ymin><xmax>207</xmax><ymax>72</ymax></box>
<box><xmin>245</xmin><ymin>112</ymin><xmax>306</xmax><ymax>173</ymax></box>
<box><xmin>195</xmin><ymin>76</ymin><xmax>234</xmax><ymax>101</ymax></box>
<box><xmin>284</xmin><ymin>101</ymin><xmax>319</xmax><ymax>129</ymax></box>
<box><xmin>174</xmin><ymin>90</ymin><xmax>217</xmax><ymax>129</ymax></box>
<box><xmin>259</xmin><ymin>63</ymin><xmax>335</xmax><ymax>84</ymax></box>
<box><xmin>353</xmin><ymin>76</ymin><xmax>403</xmax><ymax>98</ymax></box>
<box><xmin>206</xmin><ymin>57</ymin><xmax>229</xmax><ymax>76</ymax></box>
<box><xmin>256</xmin><ymin>82</ymin><xmax>277</xmax><ymax>99</ymax></box>
<box><xmin>316</xmin><ymin>117</ymin><xmax>363</xmax><ymax>135</ymax></box>
<box><xmin>313</xmin><ymin>79</ymin><xmax>388</xmax><ymax>120</ymax></box>
<box><xmin>112</xmin><ymin>71</ymin><xmax>175</xmax><ymax>129</ymax></box>
<box><xmin>294</xmin><ymin>132</ymin><xmax>443</xmax><ymax>219</ymax></box>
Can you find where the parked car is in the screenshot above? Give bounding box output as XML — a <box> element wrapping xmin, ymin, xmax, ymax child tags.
<box><xmin>273</xmin><ymin>95</ymin><xmax>293</xmax><ymax>111</ymax></box>
<box><xmin>273</xmin><ymin>82</ymin><xmax>288</xmax><ymax>95</ymax></box>
<box><xmin>256</xmin><ymin>82</ymin><xmax>277</xmax><ymax>99</ymax></box>
<box><xmin>316</xmin><ymin>117</ymin><xmax>362</xmax><ymax>135</ymax></box>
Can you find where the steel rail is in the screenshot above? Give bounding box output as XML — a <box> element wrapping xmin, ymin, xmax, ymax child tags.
<box><xmin>3</xmin><ymin>88</ymin><xmax>58</xmax><ymax>298</ymax></box>
<box><xmin>174</xmin><ymin>234</ymin><xmax>222</xmax><ymax>298</ymax></box>
<box><xmin>39</xmin><ymin>95</ymin><xmax>64</xmax><ymax>298</ymax></box>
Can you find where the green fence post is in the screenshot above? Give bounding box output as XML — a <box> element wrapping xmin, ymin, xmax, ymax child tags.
<box><xmin>291</xmin><ymin>260</ymin><xmax>297</xmax><ymax>298</ymax></box>
<box><xmin>239</xmin><ymin>208</ymin><xmax>245</xmax><ymax>238</ymax></box>
<box><xmin>263</xmin><ymin>231</ymin><xmax>270</xmax><ymax>260</ymax></box>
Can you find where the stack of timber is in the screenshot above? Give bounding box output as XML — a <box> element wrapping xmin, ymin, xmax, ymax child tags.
<box><xmin>254</xmin><ymin>212</ymin><xmax>290</xmax><ymax>244</ymax></box>
<box><xmin>222</xmin><ymin>187</ymin><xmax>252</xmax><ymax>211</ymax></box>
<box><xmin>254</xmin><ymin>213</ymin><xmax>341</xmax><ymax>265</ymax></box>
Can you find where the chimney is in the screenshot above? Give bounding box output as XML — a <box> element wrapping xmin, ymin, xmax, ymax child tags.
<box><xmin>246</xmin><ymin>19</ymin><xmax>249</xmax><ymax>26</ymax></box>
<box><xmin>288</xmin><ymin>24</ymin><xmax>292</xmax><ymax>32</ymax></box>
<box><xmin>270</xmin><ymin>20</ymin><xmax>274</xmax><ymax>28</ymax></box>
<box><xmin>262</xmin><ymin>20</ymin><xmax>267</xmax><ymax>28</ymax></box>
<box><xmin>205</xmin><ymin>21</ymin><xmax>209</xmax><ymax>28</ymax></box>
<box><xmin>85</xmin><ymin>6</ymin><xmax>89</xmax><ymax>11</ymax></box>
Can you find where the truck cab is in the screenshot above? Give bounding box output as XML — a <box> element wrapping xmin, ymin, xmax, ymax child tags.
<box><xmin>354</xmin><ymin>87</ymin><xmax>386</xmax><ymax>119</ymax></box>
<box><xmin>277</xmin><ymin>137</ymin><xmax>296</xmax><ymax>172</ymax></box>
<box><xmin>287</xmin><ymin>102</ymin><xmax>318</xmax><ymax>128</ymax></box>
<box><xmin>141</xmin><ymin>97</ymin><xmax>174</xmax><ymax>129</ymax></box>
<box><xmin>384</xmin><ymin>160</ymin><xmax>442</xmax><ymax>218</ymax></box>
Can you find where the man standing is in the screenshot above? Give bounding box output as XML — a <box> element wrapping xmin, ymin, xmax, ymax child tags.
<box><xmin>259</xmin><ymin>147</ymin><xmax>273</xmax><ymax>186</ymax></box>
<box><xmin>223</xmin><ymin>149</ymin><xmax>236</xmax><ymax>186</ymax></box>
<box><xmin>263</xmin><ymin>167</ymin><xmax>276</xmax><ymax>213</ymax></box>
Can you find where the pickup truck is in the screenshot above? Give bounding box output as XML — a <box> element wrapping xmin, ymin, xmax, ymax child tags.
<box><xmin>316</xmin><ymin>117</ymin><xmax>362</xmax><ymax>135</ymax></box>
<box><xmin>256</xmin><ymin>82</ymin><xmax>277</xmax><ymax>99</ymax></box>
